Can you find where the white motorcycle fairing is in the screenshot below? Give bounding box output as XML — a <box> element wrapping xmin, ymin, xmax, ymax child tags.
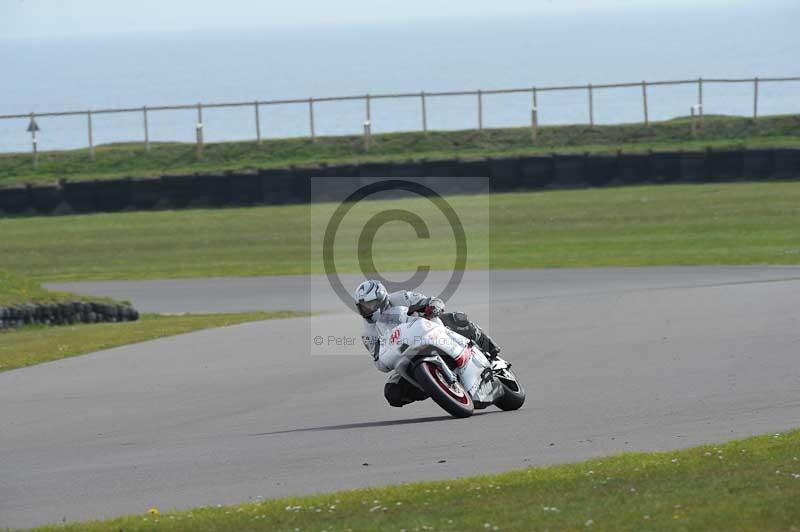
<box><xmin>375</xmin><ymin>306</ymin><xmax>505</xmax><ymax>407</ymax></box>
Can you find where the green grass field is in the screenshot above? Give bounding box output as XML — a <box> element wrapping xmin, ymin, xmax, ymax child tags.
<box><xmin>25</xmin><ymin>428</ymin><xmax>800</xmax><ymax>532</ymax></box>
<box><xmin>1</xmin><ymin>182</ymin><xmax>798</xmax><ymax>282</ymax></box>
<box><xmin>2</xmin><ymin>114</ymin><xmax>799</xmax><ymax>187</ymax></box>
<box><xmin>0</xmin><ymin>311</ymin><xmax>302</xmax><ymax>372</ymax></box>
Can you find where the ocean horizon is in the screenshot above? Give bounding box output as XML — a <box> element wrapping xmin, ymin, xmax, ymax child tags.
<box><xmin>1</xmin><ymin>2</ymin><xmax>797</xmax><ymax>153</ymax></box>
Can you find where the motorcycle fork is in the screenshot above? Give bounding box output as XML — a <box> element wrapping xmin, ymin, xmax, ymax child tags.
<box><xmin>416</xmin><ymin>355</ymin><xmax>458</xmax><ymax>385</ymax></box>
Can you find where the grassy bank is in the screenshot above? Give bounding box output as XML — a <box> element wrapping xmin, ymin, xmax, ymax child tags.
<box><xmin>0</xmin><ymin>311</ymin><xmax>302</xmax><ymax>372</ymax></box>
<box><xmin>0</xmin><ymin>269</ymin><xmax>110</xmax><ymax>306</ymax></box>
<box><xmin>1</xmin><ymin>114</ymin><xmax>799</xmax><ymax>187</ymax></box>
<box><xmin>1</xmin><ymin>182</ymin><xmax>799</xmax><ymax>281</ymax></box>
<box><xmin>26</xmin><ymin>428</ymin><xmax>800</xmax><ymax>531</ymax></box>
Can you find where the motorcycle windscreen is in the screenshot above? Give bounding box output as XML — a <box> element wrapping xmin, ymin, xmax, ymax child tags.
<box><xmin>373</xmin><ymin>306</ymin><xmax>410</xmax><ymax>337</ymax></box>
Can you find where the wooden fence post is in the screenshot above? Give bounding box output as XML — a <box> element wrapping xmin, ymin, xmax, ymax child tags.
<box><xmin>698</xmin><ymin>77</ymin><xmax>704</xmax><ymax>123</ymax></box>
<box><xmin>308</xmin><ymin>98</ymin><xmax>316</xmax><ymax>142</ymax></box>
<box><xmin>477</xmin><ymin>89</ymin><xmax>483</xmax><ymax>130</ymax></box>
<box><xmin>420</xmin><ymin>91</ymin><xmax>428</xmax><ymax>134</ymax></box>
<box><xmin>363</xmin><ymin>121</ymin><xmax>372</xmax><ymax>151</ymax></box>
<box><xmin>753</xmin><ymin>77</ymin><xmax>759</xmax><ymax>122</ymax></box>
<box><xmin>196</xmin><ymin>103</ymin><xmax>204</xmax><ymax>158</ymax></box>
<box><xmin>642</xmin><ymin>81</ymin><xmax>649</xmax><ymax>126</ymax></box>
<box><xmin>254</xmin><ymin>101</ymin><xmax>262</xmax><ymax>145</ymax></box>
<box><xmin>30</xmin><ymin>112</ymin><xmax>38</xmax><ymax>169</ymax></box>
<box><xmin>531</xmin><ymin>86</ymin><xmax>539</xmax><ymax>143</ymax></box>
<box><xmin>143</xmin><ymin>106</ymin><xmax>150</xmax><ymax>151</ymax></box>
<box><xmin>588</xmin><ymin>83</ymin><xmax>594</xmax><ymax>128</ymax></box>
<box><xmin>87</xmin><ymin>111</ymin><xmax>95</xmax><ymax>161</ymax></box>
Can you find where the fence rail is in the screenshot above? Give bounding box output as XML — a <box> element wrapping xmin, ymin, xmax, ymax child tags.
<box><xmin>4</xmin><ymin>75</ymin><xmax>799</xmax><ymax>164</ymax></box>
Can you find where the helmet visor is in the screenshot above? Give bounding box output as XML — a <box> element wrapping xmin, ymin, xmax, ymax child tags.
<box><xmin>357</xmin><ymin>299</ymin><xmax>382</xmax><ymax>318</ymax></box>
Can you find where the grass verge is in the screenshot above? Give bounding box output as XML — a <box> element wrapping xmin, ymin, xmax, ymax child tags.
<box><xmin>1</xmin><ymin>114</ymin><xmax>799</xmax><ymax>187</ymax></box>
<box><xmin>0</xmin><ymin>311</ymin><xmax>303</xmax><ymax>372</ymax></box>
<box><xmin>25</xmin><ymin>428</ymin><xmax>800</xmax><ymax>531</ymax></box>
<box><xmin>1</xmin><ymin>181</ymin><xmax>799</xmax><ymax>281</ymax></box>
<box><xmin>0</xmin><ymin>269</ymin><xmax>104</xmax><ymax>306</ymax></box>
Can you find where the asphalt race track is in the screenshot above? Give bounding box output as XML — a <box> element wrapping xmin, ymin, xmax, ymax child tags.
<box><xmin>2</xmin><ymin>267</ymin><xmax>800</xmax><ymax>528</ymax></box>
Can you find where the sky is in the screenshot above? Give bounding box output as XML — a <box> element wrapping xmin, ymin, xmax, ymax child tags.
<box><xmin>0</xmin><ymin>0</ymin><xmax>761</xmax><ymax>38</ymax></box>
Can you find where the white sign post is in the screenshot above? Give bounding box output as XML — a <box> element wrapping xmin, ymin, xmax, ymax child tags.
<box><xmin>363</xmin><ymin>120</ymin><xmax>372</xmax><ymax>151</ymax></box>
<box><xmin>27</xmin><ymin>113</ymin><xmax>40</xmax><ymax>169</ymax></box>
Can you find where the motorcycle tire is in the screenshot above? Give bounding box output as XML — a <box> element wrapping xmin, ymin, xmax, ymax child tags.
<box><xmin>413</xmin><ymin>361</ymin><xmax>474</xmax><ymax>418</ymax></box>
<box><xmin>494</xmin><ymin>367</ymin><xmax>526</xmax><ymax>411</ymax></box>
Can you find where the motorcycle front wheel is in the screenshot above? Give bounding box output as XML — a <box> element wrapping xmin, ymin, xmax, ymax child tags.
<box><xmin>413</xmin><ymin>361</ymin><xmax>474</xmax><ymax>418</ymax></box>
<box><xmin>494</xmin><ymin>367</ymin><xmax>526</xmax><ymax>411</ymax></box>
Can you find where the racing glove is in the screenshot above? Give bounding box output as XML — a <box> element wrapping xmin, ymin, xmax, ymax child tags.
<box><xmin>407</xmin><ymin>297</ymin><xmax>445</xmax><ymax>318</ymax></box>
<box><xmin>423</xmin><ymin>298</ymin><xmax>445</xmax><ymax>318</ymax></box>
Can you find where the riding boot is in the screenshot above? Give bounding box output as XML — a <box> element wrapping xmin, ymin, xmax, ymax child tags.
<box><xmin>475</xmin><ymin>328</ymin><xmax>502</xmax><ymax>358</ymax></box>
<box><xmin>384</xmin><ymin>376</ymin><xmax>427</xmax><ymax>407</ymax></box>
<box><xmin>475</xmin><ymin>326</ymin><xmax>500</xmax><ymax>358</ymax></box>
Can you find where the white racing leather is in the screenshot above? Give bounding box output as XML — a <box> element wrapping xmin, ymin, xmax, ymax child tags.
<box><xmin>360</xmin><ymin>290</ymin><xmax>434</xmax><ymax>371</ymax></box>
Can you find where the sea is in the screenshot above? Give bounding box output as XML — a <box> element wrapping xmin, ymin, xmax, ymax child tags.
<box><xmin>0</xmin><ymin>1</ymin><xmax>797</xmax><ymax>153</ymax></box>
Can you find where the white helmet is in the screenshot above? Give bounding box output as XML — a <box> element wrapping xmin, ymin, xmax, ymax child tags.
<box><xmin>353</xmin><ymin>280</ymin><xmax>388</xmax><ymax>319</ymax></box>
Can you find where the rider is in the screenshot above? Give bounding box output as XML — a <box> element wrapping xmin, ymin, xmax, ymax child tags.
<box><xmin>354</xmin><ymin>279</ymin><xmax>501</xmax><ymax>407</ymax></box>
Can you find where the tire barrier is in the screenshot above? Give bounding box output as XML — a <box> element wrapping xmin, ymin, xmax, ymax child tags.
<box><xmin>229</xmin><ymin>170</ymin><xmax>262</xmax><ymax>205</ymax></box>
<box><xmin>62</xmin><ymin>180</ymin><xmax>101</xmax><ymax>213</ymax></box>
<box><xmin>708</xmin><ymin>148</ymin><xmax>744</xmax><ymax>181</ymax></box>
<box><xmin>131</xmin><ymin>177</ymin><xmax>162</xmax><ymax>210</ymax></box>
<box><xmin>0</xmin><ymin>301</ymin><xmax>139</xmax><ymax>330</ymax></box>
<box><xmin>552</xmin><ymin>154</ymin><xmax>588</xmax><ymax>188</ymax></box>
<box><xmin>680</xmin><ymin>152</ymin><xmax>707</xmax><ymax>182</ymax></box>
<box><xmin>205</xmin><ymin>174</ymin><xmax>233</xmax><ymax>207</ymax></box>
<box><xmin>160</xmin><ymin>175</ymin><xmax>197</xmax><ymax>208</ymax></box>
<box><xmin>743</xmin><ymin>149</ymin><xmax>774</xmax><ymax>178</ymax></box>
<box><xmin>773</xmin><ymin>149</ymin><xmax>800</xmax><ymax>179</ymax></box>
<box><xmin>488</xmin><ymin>157</ymin><xmax>522</xmax><ymax>190</ymax></box>
<box><xmin>586</xmin><ymin>154</ymin><xmax>618</xmax><ymax>187</ymax></box>
<box><xmin>30</xmin><ymin>184</ymin><xmax>62</xmax><ymax>213</ymax></box>
<box><xmin>94</xmin><ymin>178</ymin><xmax>133</xmax><ymax>212</ymax></box>
<box><xmin>1</xmin><ymin>148</ymin><xmax>798</xmax><ymax>217</ymax></box>
<box><xmin>389</xmin><ymin>160</ymin><xmax>424</xmax><ymax>178</ymax></box>
<box><xmin>650</xmin><ymin>152</ymin><xmax>682</xmax><ymax>183</ymax></box>
<box><xmin>618</xmin><ymin>153</ymin><xmax>651</xmax><ymax>184</ymax></box>
<box><xmin>0</xmin><ymin>186</ymin><xmax>31</xmax><ymax>215</ymax></box>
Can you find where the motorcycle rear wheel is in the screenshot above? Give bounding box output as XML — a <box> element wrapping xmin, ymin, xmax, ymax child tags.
<box><xmin>413</xmin><ymin>361</ymin><xmax>474</xmax><ymax>418</ymax></box>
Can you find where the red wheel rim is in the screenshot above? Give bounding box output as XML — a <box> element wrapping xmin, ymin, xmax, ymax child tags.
<box><xmin>426</xmin><ymin>362</ymin><xmax>471</xmax><ymax>405</ymax></box>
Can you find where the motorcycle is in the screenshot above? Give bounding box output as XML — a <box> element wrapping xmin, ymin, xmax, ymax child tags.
<box><xmin>374</xmin><ymin>305</ymin><xmax>525</xmax><ymax>418</ymax></box>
